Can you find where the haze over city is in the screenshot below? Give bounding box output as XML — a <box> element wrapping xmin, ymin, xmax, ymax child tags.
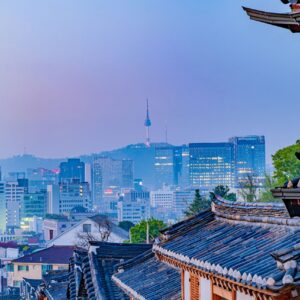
<box><xmin>0</xmin><ymin>0</ymin><xmax>299</xmax><ymax>161</ymax></box>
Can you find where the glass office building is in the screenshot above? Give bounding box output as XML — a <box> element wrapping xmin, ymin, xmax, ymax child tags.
<box><xmin>189</xmin><ymin>143</ymin><xmax>235</xmax><ymax>190</ymax></box>
<box><xmin>229</xmin><ymin>136</ymin><xmax>266</xmax><ymax>187</ymax></box>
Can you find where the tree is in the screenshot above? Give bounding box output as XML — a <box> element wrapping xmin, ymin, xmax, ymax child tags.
<box><xmin>272</xmin><ymin>140</ymin><xmax>300</xmax><ymax>186</ymax></box>
<box><xmin>210</xmin><ymin>185</ymin><xmax>236</xmax><ymax>202</ymax></box>
<box><xmin>238</xmin><ymin>174</ymin><xmax>257</xmax><ymax>202</ymax></box>
<box><xmin>119</xmin><ymin>221</ymin><xmax>135</xmax><ymax>232</ymax></box>
<box><xmin>185</xmin><ymin>189</ymin><xmax>210</xmax><ymax>217</ymax></box>
<box><xmin>76</xmin><ymin>217</ymin><xmax>112</xmax><ymax>248</ymax></box>
<box><xmin>130</xmin><ymin>219</ymin><xmax>165</xmax><ymax>244</ymax></box>
<box><xmin>258</xmin><ymin>173</ymin><xmax>280</xmax><ymax>202</ymax></box>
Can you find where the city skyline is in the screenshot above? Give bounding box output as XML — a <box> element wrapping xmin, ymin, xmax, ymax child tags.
<box><xmin>0</xmin><ymin>0</ymin><xmax>298</xmax><ymax>162</ymax></box>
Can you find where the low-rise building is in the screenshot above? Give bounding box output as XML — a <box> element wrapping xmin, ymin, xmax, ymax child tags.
<box><xmin>7</xmin><ymin>245</ymin><xmax>74</xmax><ymax>289</ymax></box>
<box><xmin>43</xmin><ymin>215</ymin><xmax>76</xmax><ymax>242</ymax></box>
<box><xmin>46</xmin><ymin>214</ymin><xmax>128</xmax><ymax>247</ymax></box>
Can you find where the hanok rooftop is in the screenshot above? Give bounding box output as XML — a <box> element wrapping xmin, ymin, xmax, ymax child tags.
<box><xmin>243</xmin><ymin>0</ymin><xmax>300</xmax><ymax>32</ymax></box>
<box><xmin>112</xmin><ymin>189</ymin><xmax>300</xmax><ymax>300</ymax></box>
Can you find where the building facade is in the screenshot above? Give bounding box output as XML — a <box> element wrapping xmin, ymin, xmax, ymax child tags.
<box><xmin>21</xmin><ymin>191</ymin><xmax>47</xmax><ymax>219</ymax></box>
<box><xmin>59</xmin><ymin>158</ymin><xmax>85</xmax><ymax>184</ymax></box>
<box><xmin>117</xmin><ymin>190</ymin><xmax>150</xmax><ymax>224</ymax></box>
<box><xmin>5</xmin><ymin>181</ymin><xmax>26</xmax><ymax>229</ymax></box>
<box><xmin>59</xmin><ymin>180</ymin><xmax>91</xmax><ymax>213</ymax></box>
<box><xmin>230</xmin><ymin>135</ymin><xmax>266</xmax><ymax>187</ymax></box>
<box><xmin>189</xmin><ymin>143</ymin><xmax>235</xmax><ymax>190</ymax></box>
<box><xmin>92</xmin><ymin>156</ymin><xmax>133</xmax><ymax>209</ymax></box>
<box><xmin>0</xmin><ymin>182</ymin><xmax>6</xmax><ymax>234</ymax></box>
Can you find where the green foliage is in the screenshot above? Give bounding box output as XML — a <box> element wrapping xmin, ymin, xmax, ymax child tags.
<box><xmin>130</xmin><ymin>218</ymin><xmax>166</xmax><ymax>244</ymax></box>
<box><xmin>210</xmin><ymin>185</ymin><xmax>236</xmax><ymax>202</ymax></box>
<box><xmin>118</xmin><ymin>221</ymin><xmax>135</xmax><ymax>232</ymax></box>
<box><xmin>272</xmin><ymin>140</ymin><xmax>300</xmax><ymax>186</ymax></box>
<box><xmin>185</xmin><ymin>189</ymin><xmax>210</xmax><ymax>217</ymax></box>
<box><xmin>239</xmin><ymin>174</ymin><xmax>257</xmax><ymax>202</ymax></box>
<box><xmin>258</xmin><ymin>174</ymin><xmax>281</xmax><ymax>202</ymax></box>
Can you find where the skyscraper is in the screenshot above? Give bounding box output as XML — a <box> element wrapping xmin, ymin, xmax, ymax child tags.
<box><xmin>189</xmin><ymin>143</ymin><xmax>235</xmax><ymax>190</ymax></box>
<box><xmin>47</xmin><ymin>184</ymin><xmax>60</xmax><ymax>214</ymax></box>
<box><xmin>92</xmin><ymin>156</ymin><xmax>133</xmax><ymax>209</ymax></box>
<box><xmin>59</xmin><ymin>158</ymin><xmax>85</xmax><ymax>183</ymax></box>
<box><xmin>144</xmin><ymin>100</ymin><xmax>152</xmax><ymax>147</ymax></box>
<box><xmin>0</xmin><ymin>182</ymin><xmax>6</xmax><ymax>233</ymax></box>
<box><xmin>229</xmin><ymin>135</ymin><xmax>266</xmax><ymax>187</ymax></box>
<box><xmin>5</xmin><ymin>181</ymin><xmax>26</xmax><ymax>228</ymax></box>
<box><xmin>154</xmin><ymin>146</ymin><xmax>174</xmax><ymax>188</ymax></box>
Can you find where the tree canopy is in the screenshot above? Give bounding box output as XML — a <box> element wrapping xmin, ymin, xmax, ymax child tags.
<box><xmin>119</xmin><ymin>221</ymin><xmax>135</xmax><ymax>232</ymax></box>
<box><xmin>210</xmin><ymin>185</ymin><xmax>236</xmax><ymax>201</ymax></box>
<box><xmin>258</xmin><ymin>174</ymin><xmax>279</xmax><ymax>202</ymax></box>
<box><xmin>272</xmin><ymin>140</ymin><xmax>300</xmax><ymax>186</ymax></box>
<box><xmin>238</xmin><ymin>174</ymin><xmax>257</xmax><ymax>202</ymax></box>
<box><xmin>130</xmin><ymin>218</ymin><xmax>165</xmax><ymax>244</ymax></box>
<box><xmin>185</xmin><ymin>189</ymin><xmax>210</xmax><ymax>217</ymax></box>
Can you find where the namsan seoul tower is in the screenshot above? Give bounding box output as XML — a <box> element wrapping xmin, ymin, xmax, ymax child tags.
<box><xmin>144</xmin><ymin>99</ymin><xmax>152</xmax><ymax>147</ymax></box>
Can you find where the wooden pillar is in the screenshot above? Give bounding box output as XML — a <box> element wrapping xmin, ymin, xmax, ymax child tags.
<box><xmin>181</xmin><ymin>269</ymin><xmax>185</xmax><ymax>300</ymax></box>
<box><xmin>190</xmin><ymin>273</ymin><xmax>200</xmax><ymax>300</ymax></box>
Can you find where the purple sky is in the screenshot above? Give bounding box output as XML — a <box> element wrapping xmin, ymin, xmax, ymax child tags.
<box><xmin>0</xmin><ymin>0</ymin><xmax>299</xmax><ymax>162</ymax></box>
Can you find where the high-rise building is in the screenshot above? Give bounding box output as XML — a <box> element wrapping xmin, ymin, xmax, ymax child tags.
<box><xmin>47</xmin><ymin>184</ymin><xmax>60</xmax><ymax>214</ymax></box>
<box><xmin>154</xmin><ymin>146</ymin><xmax>174</xmax><ymax>188</ymax></box>
<box><xmin>189</xmin><ymin>143</ymin><xmax>235</xmax><ymax>190</ymax></box>
<box><xmin>59</xmin><ymin>159</ymin><xmax>85</xmax><ymax>183</ymax></box>
<box><xmin>84</xmin><ymin>163</ymin><xmax>92</xmax><ymax>187</ymax></box>
<box><xmin>173</xmin><ymin>190</ymin><xmax>194</xmax><ymax>220</ymax></box>
<box><xmin>122</xmin><ymin>159</ymin><xmax>134</xmax><ymax>188</ymax></box>
<box><xmin>21</xmin><ymin>191</ymin><xmax>47</xmax><ymax>219</ymax></box>
<box><xmin>150</xmin><ymin>186</ymin><xmax>174</xmax><ymax>209</ymax></box>
<box><xmin>117</xmin><ymin>190</ymin><xmax>150</xmax><ymax>224</ymax></box>
<box><xmin>5</xmin><ymin>181</ymin><xmax>26</xmax><ymax>228</ymax></box>
<box><xmin>27</xmin><ymin>168</ymin><xmax>58</xmax><ymax>192</ymax></box>
<box><xmin>59</xmin><ymin>180</ymin><xmax>91</xmax><ymax>213</ymax></box>
<box><xmin>230</xmin><ymin>135</ymin><xmax>266</xmax><ymax>187</ymax></box>
<box><xmin>154</xmin><ymin>145</ymin><xmax>190</xmax><ymax>189</ymax></box>
<box><xmin>92</xmin><ymin>156</ymin><xmax>133</xmax><ymax>209</ymax></box>
<box><xmin>178</xmin><ymin>145</ymin><xmax>190</xmax><ymax>188</ymax></box>
<box><xmin>0</xmin><ymin>182</ymin><xmax>6</xmax><ymax>233</ymax></box>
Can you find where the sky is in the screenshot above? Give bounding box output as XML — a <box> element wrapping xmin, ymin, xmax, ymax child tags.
<box><xmin>0</xmin><ymin>0</ymin><xmax>299</xmax><ymax>162</ymax></box>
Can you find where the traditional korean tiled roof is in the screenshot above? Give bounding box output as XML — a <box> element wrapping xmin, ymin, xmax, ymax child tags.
<box><xmin>13</xmin><ymin>245</ymin><xmax>75</xmax><ymax>264</ymax></box>
<box><xmin>67</xmin><ymin>242</ymin><xmax>152</xmax><ymax>300</ymax></box>
<box><xmin>153</xmin><ymin>196</ymin><xmax>300</xmax><ymax>293</ymax></box>
<box><xmin>243</xmin><ymin>6</ymin><xmax>300</xmax><ymax>32</ymax></box>
<box><xmin>112</xmin><ymin>250</ymin><xmax>181</xmax><ymax>300</ymax></box>
<box><xmin>22</xmin><ymin>270</ymin><xmax>69</xmax><ymax>300</ymax></box>
<box><xmin>23</xmin><ymin>278</ymin><xmax>43</xmax><ymax>291</ymax></box>
<box><xmin>42</xmin><ymin>270</ymin><xmax>70</xmax><ymax>300</ymax></box>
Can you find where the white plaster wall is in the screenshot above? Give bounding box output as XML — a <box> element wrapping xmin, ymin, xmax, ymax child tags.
<box><xmin>184</xmin><ymin>271</ymin><xmax>190</xmax><ymax>300</ymax></box>
<box><xmin>236</xmin><ymin>291</ymin><xmax>255</xmax><ymax>300</ymax></box>
<box><xmin>48</xmin><ymin>220</ymin><xmax>125</xmax><ymax>246</ymax></box>
<box><xmin>200</xmin><ymin>278</ymin><xmax>211</xmax><ymax>300</ymax></box>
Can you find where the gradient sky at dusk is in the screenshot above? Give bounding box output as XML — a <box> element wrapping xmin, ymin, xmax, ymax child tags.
<box><xmin>0</xmin><ymin>0</ymin><xmax>299</xmax><ymax>162</ymax></box>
